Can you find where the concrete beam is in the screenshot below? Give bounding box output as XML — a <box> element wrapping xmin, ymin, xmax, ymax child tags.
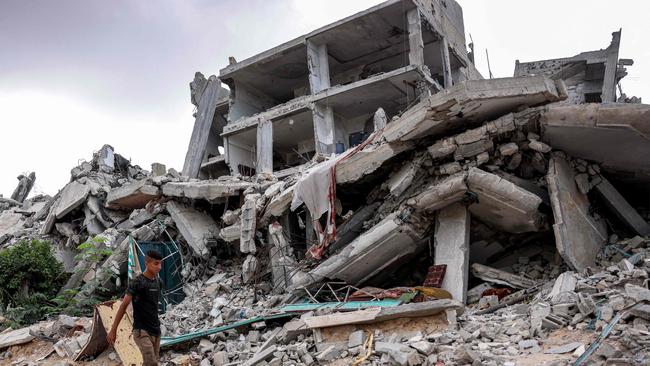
<box><xmin>593</xmin><ymin>177</ymin><xmax>650</xmax><ymax>236</ymax></box>
<box><xmin>105</xmin><ymin>180</ymin><xmax>160</xmax><ymax>210</ymax></box>
<box><xmin>408</xmin><ymin>173</ymin><xmax>467</xmax><ymax>212</ymax></box>
<box><xmin>161</xmin><ymin>180</ymin><xmax>254</xmax><ymax>202</ymax></box>
<box><xmin>383</xmin><ymin>76</ymin><xmax>565</xmax><ymax>143</ymax></box>
<box><xmin>434</xmin><ymin>203</ymin><xmax>470</xmax><ymax>303</ymax></box>
<box><xmin>547</xmin><ymin>154</ymin><xmax>607</xmax><ymax>271</ymax></box>
<box><xmin>182</xmin><ymin>76</ymin><xmax>223</xmax><ymax>178</ymax></box>
<box><xmin>335</xmin><ymin>141</ymin><xmax>414</xmax><ymax>184</ymax></box>
<box><xmin>307</xmin><ymin>40</ymin><xmax>331</xmax><ymax>94</ymax></box>
<box><xmin>166</xmin><ymin>201</ymin><xmax>219</xmax><ymax>257</ymax></box>
<box><xmin>256</xmin><ymin>118</ymin><xmax>273</xmax><ymax>174</ymax></box>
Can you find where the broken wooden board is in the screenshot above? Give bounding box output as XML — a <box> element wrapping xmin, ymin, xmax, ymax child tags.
<box><xmin>547</xmin><ymin>154</ymin><xmax>607</xmax><ymax>271</ymax></box>
<box><xmin>303</xmin><ymin>299</ymin><xmax>463</xmax><ymax>329</ymax></box>
<box><xmin>75</xmin><ymin>300</ymin><xmax>143</xmax><ymax>365</ymax></box>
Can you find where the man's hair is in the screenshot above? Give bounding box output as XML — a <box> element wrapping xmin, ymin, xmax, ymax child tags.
<box><xmin>145</xmin><ymin>250</ymin><xmax>162</xmax><ymax>261</ymax></box>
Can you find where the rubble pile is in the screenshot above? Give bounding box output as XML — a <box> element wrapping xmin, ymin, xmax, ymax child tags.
<box><xmin>1</xmin><ymin>1</ymin><xmax>650</xmax><ymax>365</ymax></box>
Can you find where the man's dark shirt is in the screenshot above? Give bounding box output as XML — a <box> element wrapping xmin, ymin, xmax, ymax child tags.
<box><xmin>127</xmin><ymin>273</ymin><xmax>162</xmax><ymax>336</ymax></box>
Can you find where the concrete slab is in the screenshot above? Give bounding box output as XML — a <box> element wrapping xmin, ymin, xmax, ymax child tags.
<box><xmin>541</xmin><ymin>103</ymin><xmax>650</xmax><ymax>182</ymax></box>
<box><xmin>55</xmin><ymin>181</ymin><xmax>90</xmax><ymax>219</ymax></box>
<box><xmin>162</xmin><ymin>180</ymin><xmax>253</xmax><ymax>202</ymax></box>
<box><xmin>295</xmin><ymin>210</ymin><xmax>430</xmax><ymax>287</ymax></box>
<box><xmin>166</xmin><ymin>201</ymin><xmax>219</xmax><ymax>257</ymax></box>
<box><xmin>335</xmin><ymin>140</ymin><xmax>414</xmax><ymax>184</ymax></box>
<box><xmin>434</xmin><ymin>203</ymin><xmax>470</xmax><ymax>303</ymax></box>
<box><xmin>106</xmin><ymin>180</ymin><xmax>159</xmax><ymax>210</ymax></box>
<box><xmin>383</xmin><ymin>76</ymin><xmax>565</xmax><ymax>143</ymax></box>
<box><xmin>547</xmin><ymin>155</ymin><xmax>607</xmax><ymax>271</ymax></box>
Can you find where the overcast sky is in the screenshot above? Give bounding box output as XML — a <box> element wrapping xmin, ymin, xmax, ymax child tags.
<box><xmin>1</xmin><ymin>0</ymin><xmax>647</xmax><ymax>198</ymax></box>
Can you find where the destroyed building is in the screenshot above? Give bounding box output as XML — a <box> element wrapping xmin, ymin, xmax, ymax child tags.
<box><xmin>1</xmin><ymin>1</ymin><xmax>650</xmax><ymax>365</ymax></box>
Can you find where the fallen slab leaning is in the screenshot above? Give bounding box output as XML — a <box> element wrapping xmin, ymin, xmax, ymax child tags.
<box><xmin>166</xmin><ymin>201</ymin><xmax>219</xmax><ymax>257</ymax></box>
<box><xmin>547</xmin><ymin>154</ymin><xmax>608</xmax><ymax>271</ymax></box>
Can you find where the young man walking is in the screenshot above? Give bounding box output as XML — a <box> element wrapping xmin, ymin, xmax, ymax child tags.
<box><xmin>107</xmin><ymin>250</ymin><xmax>164</xmax><ymax>366</ymax></box>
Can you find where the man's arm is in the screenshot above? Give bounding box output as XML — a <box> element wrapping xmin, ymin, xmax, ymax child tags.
<box><xmin>107</xmin><ymin>294</ymin><xmax>132</xmax><ymax>345</ymax></box>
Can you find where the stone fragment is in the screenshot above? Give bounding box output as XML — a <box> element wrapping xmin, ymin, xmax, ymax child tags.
<box><xmin>498</xmin><ymin>142</ymin><xmax>519</xmax><ymax>156</ymax></box>
<box><xmin>348</xmin><ymin>330</ymin><xmax>366</xmax><ymax>348</ymax></box>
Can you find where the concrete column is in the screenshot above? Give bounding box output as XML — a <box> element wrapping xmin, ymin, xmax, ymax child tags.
<box><xmin>256</xmin><ymin>118</ymin><xmax>273</xmax><ymax>174</ymax></box>
<box><xmin>601</xmin><ymin>30</ymin><xmax>621</xmax><ymax>103</ymax></box>
<box><xmin>407</xmin><ymin>8</ymin><xmax>424</xmax><ymax>66</ymax></box>
<box><xmin>312</xmin><ymin>103</ymin><xmax>335</xmax><ymax>154</ymax></box>
<box><xmin>307</xmin><ymin>40</ymin><xmax>331</xmax><ymax>94</ymax></box>
<box><xmin>434</xmin><ymin>203</ymin><xmax>470</xmax><ymax>303</ymax></box>
<box><xmin>440</xmin><ymin>37</ymin><xmax>453</xmax><ymax>88</ymax></box>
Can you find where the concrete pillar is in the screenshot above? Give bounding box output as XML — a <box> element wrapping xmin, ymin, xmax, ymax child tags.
<box><xmin>601</xmin><ymin>30</ymin><xmax>621</xmax><ymax>103</ymax></box>
<box><xmin>373</xmin><ymin>108</ymin><xmax>387</xmax><ymax>131</ymax></box>
<box><xmin>440</xmin><ymin>37</ymin><xmax>453</xmax><ymax>88</ymax></box>
<box><xmin>407</xmin><ymin>8</ymin><xmax>424</xmax><ymax>66</ymax></box>
<box><xmin>256</xmin><ymin>118</ymin><xmax>273</xmax><ymax>174</ymax></box>
<box><xmin>307</xmin><ymin>40</ymin><xmax>331</xmax><ymax>94</ymax></box>
<box><xmin>434</xmin><ymin>203</ymin><xmax>470</xmax><ymax>303</ymax></box>
<box><xmin>312</xmin><ymin>103</ymin><xmax>335</xmax><ymax>154</ymax></box>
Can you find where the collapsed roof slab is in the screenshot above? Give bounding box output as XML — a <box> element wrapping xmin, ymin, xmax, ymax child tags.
<box><xmin>292</xmin><ymin>210</ymin><xmax>430</xmax><ymax>289</ymax></box>
<box><xmin>383</xmin><ymin>76</ymin><xmax>566</xmax><ymax>143</ymax></box>
<box><xmin>593</xmin><ymin>177</ymin><xmax>650</xmax><ymax>236</ymax></box>
<box><xmin>409</xmin><ymin>168</ymin><xmax>544</xmax><ymax>233</ymax></box>
<box><xmin>547</xmin><ymin>155</ymin><xmax>607</xmax><ymax>271</ymax></box>
<box><xmin>540</xmin><ymin>103</ymin><xmax>650</xmax><ymax>182</ymax></box>
<box><xmin>161</xmin><ymin>180</ymin><xmax>254</xmax><ymax>203</ymax></box>
<box><xmin>105</xmin><ymin>180</ymin><xmax>160</xmax><ymax>210</ymax></box>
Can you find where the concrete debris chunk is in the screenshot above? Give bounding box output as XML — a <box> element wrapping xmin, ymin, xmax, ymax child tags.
<box><xmin>105</xmin><ymin>179</ymin><xmax>159</xmax><ymax>210</ymax></box>
<box><xmin>166</xmin><ymin>201</ymin><xmax>218</xmax><ymax>257</ymax></box>
<box><xmin>55</xmin><ymin>181</ymin><xmax>90</xmax><ymax>219</ymax></box>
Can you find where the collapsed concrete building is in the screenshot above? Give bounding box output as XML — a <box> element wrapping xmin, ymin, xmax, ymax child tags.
<box><xmin>2</xmin><ymin>1</ymin><xmax>650</xmax><ymax>365</ymax></box>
